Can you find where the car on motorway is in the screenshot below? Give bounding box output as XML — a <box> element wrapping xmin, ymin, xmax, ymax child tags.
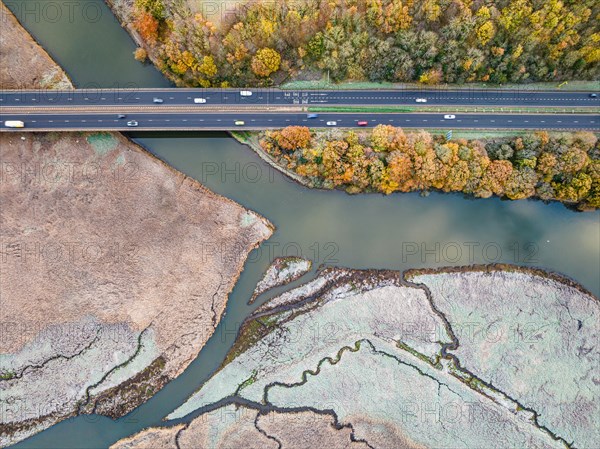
<box><xmin>235</xmin><ymin>120</ymin><xmax>245</xmax><ymax>126</ymax></box>
<box><xmin>326</xmin><ymin>121</ymin><xmax>337</xmax><ymax>126</ymax></box>
<box><xmin>153</xmin><ymin>97</ymin><xmax>163</xmax><ymax>103</ymax></box>
<box><xmin>4</xmin><ymin>120</ymin><xmax>25</xmax><ymax>128</ymax></box>
<box><xmin>307</xmin><ymin>113</ymin><xmax>319</xmax><ymax>119</ymax></box>
<box><xmin>240</xmin><ymin>91</ymin><xmax>253</xmax><ymax>96</ymax></box>
<box><xmin>126</xmin><ymin>120</ymin><xmax>138</xmax><ymax>127</ymax></box>
<box><xmin>591</xmin><ymin>93</ymin><xmax>598</xmax><ymax>98</ymax></box>
<box><xmin>357</xmin><ymin>121</ymin><xmax>368</xmax><ymax>126</ymax></box>
<box><xmin>194</xmin><ymin>98</ymin><xmax>207</xmax><ymax>104</ymax></box>
<box><xmin>416</xmin><ymin>98</ymin><xmax>427</xmax><ymax>103</ymax></box>
<box><xmin>117</xmin><ymin>114</ymin><xmax>126</xmax><ymax>119</ymax></box>
<box><xmin>444</xmin><ymin>115</ymin><xmax>456</xmax><ymax>119</ymax></box>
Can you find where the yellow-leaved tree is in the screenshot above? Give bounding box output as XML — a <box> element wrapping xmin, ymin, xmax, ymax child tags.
<box><xmin>251</xmin><ymin>48</ymin><xmax>282</xmax><ymax>77</ymax></box>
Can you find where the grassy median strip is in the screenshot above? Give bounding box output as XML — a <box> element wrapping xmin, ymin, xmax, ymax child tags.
<box><xmin>308</xmin><ymin>106</ymin><xmax>415</xmax><ymax>113</ymax></box>
<box><xmin>307</xmin><ymin>105</ymin><xmax>597</xmax><ymax>114</ymax></box>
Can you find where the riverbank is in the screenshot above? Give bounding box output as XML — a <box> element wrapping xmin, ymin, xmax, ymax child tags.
<box><xmin>250</xmin><ymin>256</ymin><xmax>312</xmax><ymax>303</ymax></box>
<box><xmin>234</xmin><ymin>127</ymin><xmax>599</xmax><ymax>210</ymax></box>
<box><xmin>103</xmin><ymin>0</ymin><xmax>598</xmax><ymax>88</ymax></box>
<box><xmin>113</xmin><ymin>263</ymin><xmax>599</xmax><ymax>448</ymax></box>
<box><xmin>0</xmin><ymin>3</ymin><xmax>72</xmax><ymax>89</ymax></box>
<box><xmin>0</xmin><ymin>12</ymin><xmax>273</xmax><ymax>446</ymax></box>
<box><xmin>0</xmin><ymin>131</ymin><xmax>273</xmax><ymax>446</ymax></box>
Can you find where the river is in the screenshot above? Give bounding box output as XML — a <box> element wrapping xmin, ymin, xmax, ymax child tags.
<box><xmin>5</xmin><ymin>1</ymin><xmax>599</xmax><ymax>448</ymax></box>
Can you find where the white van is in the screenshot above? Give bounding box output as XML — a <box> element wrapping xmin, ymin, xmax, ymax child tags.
<box><xmin>194</xmin><ymin>98</ymin><xmax>207</xmax><ymax>104</ymax></box>
<box><xmin>4</xmin><ymin>120</ymin><xmax>25</xmax><ymax>128</ymax></box>
<box><xmin>240</xmin><ymin>91</ymin><xmax>253</xmax><ymax>96</ymax></box>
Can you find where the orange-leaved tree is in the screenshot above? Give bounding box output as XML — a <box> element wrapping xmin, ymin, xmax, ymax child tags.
<box><xmin>274</xmin><ymin>126</ymin><xmax>312</xmax><ymax>151</ymax></box>
<box><xmin>134</xmin><ymin>11</ymin><xmax>159</xmax><ymax>44</ymax></box>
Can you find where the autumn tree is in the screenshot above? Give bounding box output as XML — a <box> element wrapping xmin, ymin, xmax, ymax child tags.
<box><xmin>476</xmin><ymin>160</ymin><xmax>514</xmax><ymax>198</ymax></box>
<box><xmin>198</xmin><ymin>56</ymin><xmax>217</xmax><ymax>78</ymax></box>
<box><xmin>251</xmin><ymin>48</ymin><xmax>282</xmax><ymax>78</ymax></box>
<box><xmin>135</xmin><ymin>0</ymin><xmax>165</xmax><ymax>19</ymax></box>
<box><xmin>134</xmin><ymin>11</ymin><xmax>159</xmax><ymax>44</ymax></box>
<box><xmin>387</xmin><ymin>151</ymin><xmax>414</xmax><ymax>192</ymax></box>
<box><xmin>258</xmin><ymin>125</ymin><xmax>598</xmax><ymax>209</ymax></box>
<box><xmin>134</xmin><ymin>47</ymin><xmax>148</xmax><ymax>62</ymax></box>
<box><xmin>274</xmin><ymin>126</ymin><xmax>312</xmax><ymax>151</ymax></box>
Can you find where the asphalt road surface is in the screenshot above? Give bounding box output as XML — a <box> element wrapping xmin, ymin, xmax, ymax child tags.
<box><xmin>1</xmin><ymin>112</ymin><xmax>597</xmax><ymax>131</ymax></box>
<box><xmin>1</xmin><ymin>88</ymin><xmax>598</xmax><ymax>108</ymax></box>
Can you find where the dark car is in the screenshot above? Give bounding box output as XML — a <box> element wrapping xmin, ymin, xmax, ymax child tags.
<box><xmin>590</xmin><ymin>93</ymin><xmax>598</xmax><ymax>98</ymax></box>
<box><xmin>117</xmin><ymin>114</ymin><xmax>126</xmax><ymax>119</ymax></box>
<box><xmin>307</xmin><ymin>113</ymin><xmax>319</xmax><ymax>119</ymax></box>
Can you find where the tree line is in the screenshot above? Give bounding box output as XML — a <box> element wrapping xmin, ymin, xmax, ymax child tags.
<box><xmin>259</xmin><ymin>126</ymin><xmax>599</xmax><ymax>210</ymax></box>
<box><xmin>130</xmin><ymin>0</ymin><xmax>599</xmax><ymax>87</ymax></box>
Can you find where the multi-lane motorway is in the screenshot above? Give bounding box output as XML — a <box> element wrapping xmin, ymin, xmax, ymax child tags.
<box><xmin>1</xmin><ymin>88</ymin><xmax>598</xmax><ymax>131</ymax></box>
<box><xmin>1</xmin><ymin>88</ymin><xmax>598</xmax><ymax>107</ymax></box>
<box><xmin>0</xmin><ymin>111</ymin><xmax>597</xmax><ymax>131</ymax></box>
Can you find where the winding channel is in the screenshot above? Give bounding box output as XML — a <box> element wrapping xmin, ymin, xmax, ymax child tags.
<box><xmin>5</xmin><ymin>1</ymin><xmax>599</xmax><ymax>447</ymax></box>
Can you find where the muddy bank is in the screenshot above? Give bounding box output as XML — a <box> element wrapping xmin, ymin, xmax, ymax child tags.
<box><xmin>0</xmin><ymin>2</ymin><xmax>72</xmax><ymax>89</ymax></box>
<box><xmin>250</xmin><ymin>256</ymin><xmax>312</xmax><ymax>303</ymax></box>
<box><xmin>0</xmin><ymin>12</ymin><xmax>273</xmax><ymax>445</ymax></box>
<box><xmin>114</xmin><ymin>264</ymin><xmax>597</xmax><ymax>449</ymax></box>
<box><xmin>110</xmin><ymin>403</ymin><xmax>371</xmax><ymax>449</ymax></box>
<box><xmin>0</xmin><ymin>131</ymin><xmax>273</xmax><ymax>445</ymax></box>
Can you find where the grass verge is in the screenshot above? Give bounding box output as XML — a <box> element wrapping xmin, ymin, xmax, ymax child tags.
<box><xmin>282</xmin><ymin>77</ymin><xmax>600</xmax><ymax>92</ymax></box>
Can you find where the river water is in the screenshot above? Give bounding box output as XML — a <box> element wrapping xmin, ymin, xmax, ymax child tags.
<box><xmin>5</xmin><ymin>1</ymin><xmax>599</xmax><ymax>448</ymax></box>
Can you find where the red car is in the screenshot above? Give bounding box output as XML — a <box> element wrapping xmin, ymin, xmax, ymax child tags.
<box><xmin>357</xmin><ymin>121</ymin><xmax>369</xmax><ymax>126</ymax></box>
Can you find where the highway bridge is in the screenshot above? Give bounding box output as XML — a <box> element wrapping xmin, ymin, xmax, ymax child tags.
<box><xmin>0</xmin><ymin>111</ymin><xmax>597</xmax><ymax>132</ymax></box>
<box><xmin>1</xmin><ymin>87</ymin><xmax>598</xmax><ymax>107</ymax></box>
<box><xmin>1</xmin><ymin>88</ymin><xmax>598</xmax><ymax>131</ymax></box>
